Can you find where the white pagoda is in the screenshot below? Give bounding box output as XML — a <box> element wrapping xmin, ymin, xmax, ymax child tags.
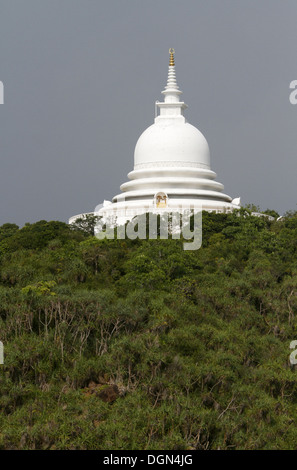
<box><xmin>70</xmin><ymin>49</ymin><xmax>240</xmax><ymax>225</ymax></box>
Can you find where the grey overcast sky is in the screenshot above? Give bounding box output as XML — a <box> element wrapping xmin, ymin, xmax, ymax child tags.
<box><xmin>0</xmin><ymin>0</ymin><xmax>296</xmax><ymax>226</ymax></box>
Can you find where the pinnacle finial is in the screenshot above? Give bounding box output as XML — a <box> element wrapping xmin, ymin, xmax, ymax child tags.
<box><xmin>169</xmin><ymin>48</ymin><xmax>175</xmax><ymax>66</ymax></box>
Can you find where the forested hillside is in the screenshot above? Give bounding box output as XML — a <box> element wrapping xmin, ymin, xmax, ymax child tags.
<box><xmin>1</xmin><ymin>210</ymin><xmax>297</xmax><ymax>450</ymax></box>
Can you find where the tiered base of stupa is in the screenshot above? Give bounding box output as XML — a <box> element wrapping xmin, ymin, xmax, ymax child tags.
<box><xmin>96</xmin><ymin>164</ymin><xmax>240</xmax><ymax>225</ymax></box>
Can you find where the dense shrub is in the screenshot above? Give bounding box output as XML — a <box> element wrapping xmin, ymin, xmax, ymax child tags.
<box><xmin>0</xmin><ymin>212</ymin><xmax>297</xmax><ymax>449</ymax></box>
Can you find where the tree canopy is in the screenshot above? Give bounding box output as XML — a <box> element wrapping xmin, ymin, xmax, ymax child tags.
<box><xmin>0</xmin><ymin>211</ymin><xmax>297</xmax><ymax>449</ymax></box>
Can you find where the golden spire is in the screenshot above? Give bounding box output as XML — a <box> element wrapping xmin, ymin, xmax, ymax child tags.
<box><xmin>169</xmin><ymin>48</ymin><xmax>175</xmax><ymax>66</ymax></box>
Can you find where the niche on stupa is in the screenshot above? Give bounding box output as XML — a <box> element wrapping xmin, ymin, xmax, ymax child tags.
<box><xmin>155</xmin><ymin>192</ymin><xmax>168</xmax><ymax>209</ymax></box>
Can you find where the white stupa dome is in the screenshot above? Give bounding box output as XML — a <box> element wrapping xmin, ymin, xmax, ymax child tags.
<box><xmin>98</xmin><ymin>48</ymin><xmax>240</xmax><ymax>217</ymax></box>
<box><xmin>67</xmin><ymin>49</ymin><xmax>241</xmax><ymax>225</ymax></box>
<box><xmin>134</xmin><ymin>122</ymin><xmax>210</xmax><ymax>169</ymax></box>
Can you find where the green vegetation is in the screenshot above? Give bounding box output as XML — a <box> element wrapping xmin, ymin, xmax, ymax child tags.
<box><xmin>1</xmin><ymin>211</ymin><xmax>297</xmax><ymax>450</ymax></box>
